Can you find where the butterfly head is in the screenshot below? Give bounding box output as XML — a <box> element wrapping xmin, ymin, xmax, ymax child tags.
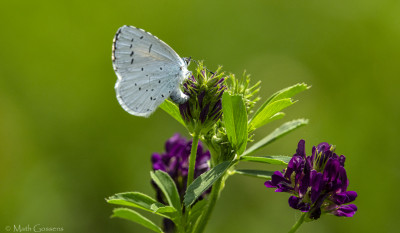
<box><xmin>183</xmin><ymin>57</ymin><xmax>191</xmax><ymax>67</ymax></box>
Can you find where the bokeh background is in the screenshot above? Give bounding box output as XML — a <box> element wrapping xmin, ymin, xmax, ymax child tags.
<box><xmin>1</xmin><ymin>0</ymin><xmax>399</xmax><ymax>232</ymax></box>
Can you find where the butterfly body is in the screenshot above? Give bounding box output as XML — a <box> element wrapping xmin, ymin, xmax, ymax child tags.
<box><xmin>112</xmin><ymin>25</ymin><xmax>189</xmax><ymax>117</ymax></box>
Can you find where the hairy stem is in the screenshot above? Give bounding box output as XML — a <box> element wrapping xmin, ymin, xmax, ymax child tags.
<box><xmin>288</xmin><ymin>213</ymin><xmax>306</xmax><ymax>233</ymax></box>
<box><xmin>187</xmin><ymin>129</ymin><xmax>201</xmax><ymax>188</ymax></box>
<box><xmin>193</xmin><ymin>177</ymin><xmax>223</xmax><ymax>233</ymax></box>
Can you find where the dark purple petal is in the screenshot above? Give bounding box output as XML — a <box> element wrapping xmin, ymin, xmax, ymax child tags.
<box><xmin>323</xmin><ymin>158</ymin><xmax>340</xmax><ymax>185</ymax></box>
<box><xmin>267</xmin><ymin>171</ymin><xmax>293</xmax><ymax>192</ymax></box>
<box><xmin>153</xmin><ymin>162</ymin><xmax>166</xmax><ymax>171</ymax></box>
<box><xmin>311</xmin><ymin>146</ymin><xmax>316</xmax><ymax>163</ymax></box>
<box><xmin>288</xmin><ymin>196</ymin><xmax>310</xmax><ymax>212</ymax></box>
<box><xmin>217</xmin><ymin>77</ymin><xmax>225</xmax><ymax>84</ymax></box>
<box><xmin>264</xmin><ymin>181</ymin><xmax>276</xmax><ymax>188</ymax></box>
<box><xmin>339</xmin><ymin>155</ymin><xmax>346</xmax><ymax>166</ymax></box>
<box><xmin>332</xmin><ymin>191</ymin><xmax>357</xmax><ymax>205</ymax></box>
<box><xmin>165</xmin><ymin>134</ymin><xmax>183</xmax><ymax>153</ymax></box>
<box><xmin>198</xmin><ymin>90</ymin><xmax>205</xmax><ymax>107</ymax></box>
<box><xmin>310</xmin><ymin>170</ymin><xmax>323</xmax><ymax>203</ymax></box>
<box><xmin>296</xmin><ymin>139</ymin><xmax>306</xmax><ymax>158</ymax></box>
<box><xmin>299</xmin><ymin>168</ymin><xmax>310</xmax><ymax>197</ymax></box>
<box><xmin>151</xmin><ymin>153</ymin><xmax>162</xmax><ymax>163</ymax></box>
<box><xmin>199</xmin><ymin>103</ymin><xmax>210</xmax><ymax>123</ymax></box>
<box><xmin>332</xmin><ymin>204</ymin><xmax>357</xmax><ymax>217</ymax></box>
<box><xmin>179</xmin><ymin>103</ymin><xmax>190</xmax><ymax>122</ymax></box>
<box><xmin>337</xmin><ymin>166</ymin><xmax>349</xmax><ymax>192</ymax></box>
<box><xmin>317</xmin><ymin>142</ymin><xmax>330</xmax><ymax>153</ymax></box>
<box><xmin>209</xmin><ymin>100</ymin><xmax>222</xmax><ymax>118</ymax></box>
<box><xmin>288</xmin><ymin>196</ymin><xmax>301</xmax><ymax>209</ymax></box>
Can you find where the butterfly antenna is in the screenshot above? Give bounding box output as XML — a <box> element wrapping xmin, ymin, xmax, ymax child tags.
<box><xmin>191</xmin><ymin>58</ymin><xmax>215</xmax><ymax>75</ymax></box>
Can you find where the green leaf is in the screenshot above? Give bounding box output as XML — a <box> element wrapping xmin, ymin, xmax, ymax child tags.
<box><xmin>107</xmin><ymin>192</ymin><xmax>157</xmax><ymax>210</ymax></box>
<box><xmin>186</xmin><ymin>199</ymin><xmax>207</xmax><ymax>233</ymax></box>
<box><xmin>222</xmin><ymin>93</ymin><xmax>248</xmax><ymax>155</ymax></box>
<box><xmin>184</xmin><ymin>161</ymin><xmax>231</xmax><ymax>207</ymax></box>
<box><xmin>150</xmin><ymin>204</ymin><xmax>179</xmax><ymax>220</ymax></box>
<box><xmin>249</xmin><ymin>98</ymin><xmax>294</xmax><ymax>130</ymax></box>
<box><xmin>267</xmin><ymin>112</ymin><xmax>286</xmax><ymax>123</ymax></box>
<box><xmin>269</xmin><ymin>83</ymin><xmax>310</xmax><ymax>103</ymax></box>
<box><xmin>151</xmin><ymin>170</ymin><xmax>181</xmax><ymax>212</ymax></box>
<box><xmin>252</xmin><ymin>83</ymin><xmax>309</xmax><ymax>118</ymax></box>
<box><xmin>107</xmin><ymin>192</ymin><xmax>178</xmax><ymax>220</ymax></box>
<box><xmin>111</xmin><ymin>208</ymin><xmax>163</xmax><ymax>233</ymax></box>
<box><xmin>240</xmin><ymin>155</ymin><xmax>292</xmax><ymax>165</ymax></box>
<box><xmin>234</xmin><ymin>169</ymin><xmax>274</xmax><ymax>179</ymax></box>
<box><xmin>160</xmin><ymin>100</ymin><xmax>186</xmax><ymax>128</ymax></box>
<box><xmin>243</xmin><ymin>119</ymin><xmax>308</xmax><ymax>156</ymax></box>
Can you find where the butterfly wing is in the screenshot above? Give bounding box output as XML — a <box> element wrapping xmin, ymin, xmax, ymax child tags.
<box><xmin>112</xmin><ymin>25</ymin><xmax>187</xmax><ymax>117</ymax></box>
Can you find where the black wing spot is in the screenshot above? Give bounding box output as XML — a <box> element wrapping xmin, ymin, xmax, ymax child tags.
<box><xmin>160</xmin><ymin>67</ymin><xmax>163</xmax><ymax>70</ymax></box>
<box><xmin>131</xmin><ymin>58</ymin><xmax>134</xmax><ymax>64</ymax></box>
<box><xmin>146</xmin><ymin>89</ymin><xmax>148</xmax><ymax>92</ymax></box>
<box><xmin>135</xmin><ymin>83</ymin><xmax>137</xmax><ymax>86</ymax></box>
<box><xmin>139</xmin><ymin>87</ymin><xmax>141</xmax><ymax>91</ymax></box>
<box><xmin>140</xmin><ymin>36</ymin><xmax>144</xmax><ymax>39</ymax></box>
<box><xmin>141</xmin><ymin>67</ymin><xmax>144</xmax><ymax>71</ymax></box>
<box><xmin>149</xmin><ymin>44</ymin><xmax>153</xmax><ymax>53</ymax></box>
<box><xmin>147</xmin><ymin>109</ymin><xmax>150</xmax><ymax>111</ymax></box>
<box><xmin>150</xmin><ymin>97</ymin><xmax>153</xmax><ymax>100</ymax></box>
<box><xmin>131</xmin><ymin>38</ymin><xmax>134</xmax><ymax>42</ymax></box>
<box><xmin>130</xmin><ymin>51</ymin><xmax>134</xmax><ymax>56</ymax></box>
<box><xmin>158</xmin><ymin>80</ymin><xmax>161</xmax><ymax>83</ymax></box>
<box><xmin>154</xmin><ymin>98</ymin><xmax>156</xmax><ymax>100</ymax></box>
<box><xmin>161</xmin><ymin>94</ymin><xmax>164</xmax><ymax>98</ymax></box>
<box><xmin>130</xmin><ymin>44</ymin><xmax>132</xmax><ymax>48</ymax></box>
<box><xmin>151</xmin><ymin>89</ymin><xmax>154</xmax><ymax>91</ymax></box>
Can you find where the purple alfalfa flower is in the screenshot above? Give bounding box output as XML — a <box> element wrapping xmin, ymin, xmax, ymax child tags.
<box><xmin>151</xmin><ymin>133</ymin><xmax>211</xmax><ymax>199</ymax></box>
<box><xmin>151</xmin><ymin>134</ymin><xmax>211</xmax><ymax>233</ymax></box>
<box><xmin>265</xmin><ymin>139</ymin><xmax>357</xmax><ymax>220</ymax></box>
<box><xmin>179</xmin><ymin>62</ymin><xmax>226</xmax><ymax>134</ymax></box>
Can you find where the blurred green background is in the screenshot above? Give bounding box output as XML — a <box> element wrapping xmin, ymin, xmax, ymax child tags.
<box><xmin>1</xmin><ymin>0</ymin><xmax>399</xmax><ymax>232</ymax></box>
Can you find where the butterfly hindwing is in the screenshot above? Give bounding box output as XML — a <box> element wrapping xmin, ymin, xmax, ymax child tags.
<box><xmin>112</xmin><ymin>25</ymin><xmax>188</xmax><ymax>117</ymax></box>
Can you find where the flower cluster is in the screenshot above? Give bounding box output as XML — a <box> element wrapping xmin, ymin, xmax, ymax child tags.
<box><xmin>265</xmin><ymin>140</ymin><xmax>357</xmax><ymax>219</ymax></box>
<box><xmin>151</xmin><ymin>134</ymin><xmax>211</xmax><ymax>233</ymax></box>
<box><xmin>204</xmin><ymin>72</ymin><xmax>261</xmax><ymax>163</ymax></box>
<box><xmin>151</xmin><ymin>133</ymin><xmax>211</xmax><ymax>200</ymax></box>
<box><xmin>179</xmin><ymin>63</ymin><xmax>226</xmax><ymax>134</ymax></box>
<box><xmin>225</xmin><ymin>71</ymin><xmax>261</xmax><ymax>115</ymax></box>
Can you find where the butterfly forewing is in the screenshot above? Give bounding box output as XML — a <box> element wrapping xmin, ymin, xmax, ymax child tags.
<box><xmin>112</xmin><ymin>25</ymin><xmax>186</xmax><ymax>117</ymax></box>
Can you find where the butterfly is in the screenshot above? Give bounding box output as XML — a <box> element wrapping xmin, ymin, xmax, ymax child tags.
<box><xmin>112</xmin><ymin>25</ymin><xmax>191</xmax><ymax>117</ymax></box>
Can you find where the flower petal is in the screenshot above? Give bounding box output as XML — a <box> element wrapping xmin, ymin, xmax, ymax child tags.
<box><xmin>332</xmin><ymin>191</ymin><xmax>357</xmax><ymax>205</ymax></box>
<box><xmin>288</xmin><ymin>196</ymin><xmax>310</xmax><ymax>212</ymax></box>
<box><xmin>296</xmin><ymin>139</ymin><xmax>306</xmax><ymax>158</ymax></box>
<box><xmin>333</xmin><ymin>204</ymin><xmax>357</xmax><ymax>217</ymax></box>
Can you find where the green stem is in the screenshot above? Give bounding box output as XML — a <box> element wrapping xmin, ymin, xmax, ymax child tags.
<box><xmin>288</xmin><ymin>213</ymin><xmax>306</xmax><ymax>233</ymax></box>
<box><xmin>187</xmin><ymin>129</ymin><xmax>201</xmax><ymax>188</ymax></box>
<box><xmin>193</xmin><ymin>177</ymin><xmax>223</xmax><ymax>233</ymax></box>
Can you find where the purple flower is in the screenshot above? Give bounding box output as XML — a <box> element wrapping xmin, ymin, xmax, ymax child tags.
<box><xmin>151</xmin><ymin>134</ymin><xmax>211</xmax><ymax>233</ymax></box>
<box><xmin>179</xmin><ymin>63</ymin><xmax>226</xmax><ymax>133</ymax></box>
<box><xmin>265</xmin><ymin>140</ymin><xmax>357</xmax><ymax>220</ymax></box>
<box><xmin>151</xmin><ymin>133</ymin><xmax>211</xmax><ymax>200</ymax></box>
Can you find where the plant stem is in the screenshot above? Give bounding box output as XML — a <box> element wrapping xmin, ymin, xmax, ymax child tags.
<box><xmin>187</xmin><ymin>129</ymin><xmax>201</xmax><ymax>188</ymax></box>
<box><xmin>193</xmin><ymin>177</ymin><xmax>223</xmax><ymax>233</ymax></box>
<box><xmin>288</xmin><ymin>213</ymin><xmax>306</xmax><ymax>233</ymax></box>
